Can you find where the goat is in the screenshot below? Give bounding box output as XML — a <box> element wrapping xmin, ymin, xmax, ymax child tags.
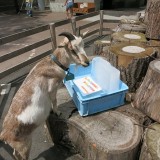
<box><xmin>0</xmin><ymin>32</ymin><xmax>89</xmax><ymax>160</ymax></box>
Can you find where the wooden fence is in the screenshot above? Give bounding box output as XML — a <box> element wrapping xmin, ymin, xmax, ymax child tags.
<box><xmin>0</xmin><ymin>10</ymin><xmax>119</xmax><ymax>94</ymax></box>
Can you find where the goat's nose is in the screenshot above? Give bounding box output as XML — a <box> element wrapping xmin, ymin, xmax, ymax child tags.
<box><xmin>78</xmin><ymin>54</ymin><xmax>90</xmax><ymax>67</ymax></box>
<box><xmin>82</xmin><ymin>59</ymin><xmax>90</xmax><ymax>67</ymax></box>
<box><xmin>86</xmin><ymin>61</ymin><xmax>90</xmax><ymax>66</ymax></box>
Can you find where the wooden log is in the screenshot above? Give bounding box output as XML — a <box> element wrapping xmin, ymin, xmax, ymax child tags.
<box><xmin>67</xmin><ymin>111</ymin><xmax>142</xmax><ymax>160</ymax></box>
<box><xmin>120</xmin><ymin>23</ymin><xmax>146</xmax><ymax>33</ymax></box>
<box><xmin>120</xmin><ymin>19</ymin><xmax>141</xmax><ymax>25</ymax></box>
<box><xmin>111</xmin><ymin>31</ymin><xmax>147</xmax><ymax>44</ymax></box>
<box><xmin>132</xmin><ymin>60</ymin><xmax>160</xmax><ymax>123</ymax></box>
<box><xmin>149</xmin><ymin>40</ymin><xmax>160</xmax><ymax>58</ymax></box>
<box><xmin>93</xmin><ymin>40</ymin><xmax>111</xmax><ymax>56</ymax></box>
<box><xmin>104</xmin><ymin>42</ymin><xmax>155</xmax><ymax>92</ymax></box>
<box><xmin>139</xmin><ymin>123</ymin><xmax>160</xmax><ymax>160</ymax></box>
<box><xmin>144</xmin><ymin>0</ymin><xmax>152</xmax><ymax>24</ymax></box>
<box><xmin>47</xmin><ymin>86</ymin><xmax>143</xmax><ymax>160</ymax></box>
<box><xmin>145</xmin><ymin>0</ymin><xmax>160</xmax><ymax>40</ymax></box>
<box><xmin>112</xmin><ymin>18</ymin><xmax>142</xmax><ymax>33</ymax></box>
<box><xmin>116</xmin><ymin>104</ymin><xmax>152</xmax><ymax>125</ymax></box>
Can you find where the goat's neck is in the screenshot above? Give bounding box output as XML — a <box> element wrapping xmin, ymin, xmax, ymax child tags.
<box><xmin>53</xmin><ymin>46</ymin><xmax>72</xmax><ymax>70</ymax></box>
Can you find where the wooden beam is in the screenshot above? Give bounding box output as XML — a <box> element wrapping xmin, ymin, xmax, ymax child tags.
<box><xmin>0</xmin><ymin>38</ymin><xmax>51</xmax><ymax>62</ymax></box>
<box><xmin>0</xmin><ymin>25</ymin><xmax>49</xmax><ymax>45</ymax></box>
<box><xmin>0</xmin><ymin>50</ymin><xmax>52</xmax><ymax>79</ymax></box>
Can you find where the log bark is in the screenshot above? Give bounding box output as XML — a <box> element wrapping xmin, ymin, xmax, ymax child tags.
<box><xmin>120</xmin><ymin>23</ymin><xmax>146</xmax><ymax>33</ymax></box>
<box><xmin>144</xmin><ymin>0</ymin><xmax>152</xmax><ymax>24</ymax></box>
<box><xmin>103</xmin><ymin>42</ymin><xmax>155</xmax><ymax>92</ymax></box>
<box><xmin>149</xmin><ymin>40</ymin><xmax>160</xmax><ymax>58</ymax></box>
<box><xmin>139</xmin><ymin>123</ymin><xmax>160</xmax><ymax>160</ymax></box>
<box><xmin>93</xmin><ymin>40</ymin><xmax>111</xmax><ymax>56</ymax></box>
<box><xmin>133</xmin><ymin>60</ymin><xmax>160</xmax><ymax>123</ymax></box>
<box><xmin>116</xmin><ymin>104</ymin><xmax>152</xmax><ymax>125</ymax></box>
<box><xmin>47</xmin><ymin>86</ymin><xmax>143</xmax><ymax>160</ymax></box>
<box><xmin>111</xmin><ymin>31</ymin><xmax>147</xmax><ymax>44</ymax></box>
<box><xmin>145</xmin><ymin>0</ymin><xmax>160</xmax><ymax>40</ymax></box>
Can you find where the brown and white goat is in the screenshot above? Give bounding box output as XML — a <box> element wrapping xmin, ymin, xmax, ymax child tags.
<box><xmin>0</xmin><ymin>32</ymin><xmax>89</xmax><ymax>160</ymax></box>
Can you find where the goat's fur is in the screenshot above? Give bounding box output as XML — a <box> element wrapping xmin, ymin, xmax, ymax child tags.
<box><xmin>0</xmin><ymin>32</ymin><xmax>89</xmax><ymax>160</ymax></box>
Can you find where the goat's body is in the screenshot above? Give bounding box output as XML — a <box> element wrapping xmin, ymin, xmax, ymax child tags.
<box><xmin>0</xmin><ymin>51</ymin><xmax>67</xmax><ymax>160</ymax></box>
<box><xmin>0</xmin><ymin>32</ymin><xmax>89</xmax><ymax>160</ymax></box>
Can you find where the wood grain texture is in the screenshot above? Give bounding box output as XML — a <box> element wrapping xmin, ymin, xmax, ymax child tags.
<box><xmin>145</xmin><ymin>0</ymin><xmax>160</xmax><ymax>40</ymax></box>
<box><xmin>133</xmin><ymin>60</ymin><xmax>160</xmax><ymax>123</ymax></box>
<box><xmin>139</xmin><ymin>123</ymin><xmax>160</xmax><ymax>160</ymax></box>
<box><xmin>111</xmin><ymin>31</ymin><xmax>147</xmax><ymax>44</ymax></box>
<box><xmin>103</xmin><ymin>42</ymin><xmax>155</xmax><ymax>92</ymax></box>
<box><xmin>47</xmin><ymin>87</ymin><xmax>142</xmax><ymax>160</ymax></box>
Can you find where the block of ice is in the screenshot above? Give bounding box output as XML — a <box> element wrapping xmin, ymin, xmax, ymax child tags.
<box><xmin>91</xmin><ymin>57</ymin><xmax>120</xmax><ymax>93</ymax></box>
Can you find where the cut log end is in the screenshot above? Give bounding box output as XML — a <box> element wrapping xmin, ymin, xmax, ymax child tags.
<box><xmin>105</xmin><ymin>42</ymin><xmax>155</xmax><ymax>92</ymax></box>
<box><xmin>68</xmin><ymin>111</ymin><xmax>142</xmax><ymax>159</ymax></box>
<box><xmin>111</xmin><ymin>31</ymin><xmax>147</xmax><ymax>44</ymax></box>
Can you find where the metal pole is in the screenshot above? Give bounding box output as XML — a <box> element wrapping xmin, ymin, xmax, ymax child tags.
<box><xmin>99</xmin><ymin>10</ymin><xmax>104</xmax><ymax>36</ymax></box>
<box><xmin>49</xmin><ymin>23</ymin><xmax>57</xmax><ymax>51</ymax></box>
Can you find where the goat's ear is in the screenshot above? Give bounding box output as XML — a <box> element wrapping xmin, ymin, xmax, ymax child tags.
<box><xmin>81</xmin><ymin>30</ymin><xmax>89</xmax><ymax>38</ymax></box>
<box><xmin>59</xmin><ymin>32</ymin><xmax>75</xmax><ymax>41</ymax></box>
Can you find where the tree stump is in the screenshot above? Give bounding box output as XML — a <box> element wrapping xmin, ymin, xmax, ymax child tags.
<box><xmin>67</xmin><ymin>111</ymin><xmax>142</xmax><ymax>160</ymax></box>
<box><xmin>120</xmin><ymin>23</ymin><xmax>146</xmax><ymax>33</ymax></box>
<box><xmin>93</xmin><ymin>40</ymin><xmax>111</xmax><ymax>56</ymax></box>
<box><xmin>120</xmin><ymin>19</ymin><xmax>141</xmax><ymax>25</ymax></box>
<box><xmin>111</xmin><ymin>31</ymin><xmax>147</xmax><ymax>44</ymax></box>
<box><xmin>132</xmin><ymin>60</ymin><xmax>160</xmax><ymax>123</ymax></box>
<box><xmin>145</xmin><ymin>0</ymin><xmax>160</xmax><ymax>40</ymax></box>
<box><xmin>104</xmin><ymin>42</ymin><xmax>155</xmax><ymax>92</ymax></box>
<box><xmin>149</xmin><ymin>40</ymin><xmax>160</xmax><ymax>58</ymax></box>
<box><xmin>139</xmin><ymin>123</ymin><xmax>160</xmax><ymax>160</ymax></box>
<box><xmin>47</xmin><ymin>86</ymin><xmax>143</xmax><ymax>160</ymax></box>
<box><xmin>116</xmin><ymin>104</ymin><xmax>152</xmax><ymax>125</ymax></box>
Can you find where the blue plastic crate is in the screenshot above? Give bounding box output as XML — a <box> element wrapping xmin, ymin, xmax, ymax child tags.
<box><xmin>64</xmin><ymin>63</ymin><xmax>128</xmax><ymax>116</ymax></box>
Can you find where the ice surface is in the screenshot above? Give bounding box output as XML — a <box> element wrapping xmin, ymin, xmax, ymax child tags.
<box><xmin>91</xmin><ymin>57</ymin><xmax>120</xmax><ymax>93</ymax></box>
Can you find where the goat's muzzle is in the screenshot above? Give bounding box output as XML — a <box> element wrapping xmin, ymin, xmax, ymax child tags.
<box><xmin>78</xmin><ymin>54</ymin><xmax>90</xmax><ymax>67</ymax></box>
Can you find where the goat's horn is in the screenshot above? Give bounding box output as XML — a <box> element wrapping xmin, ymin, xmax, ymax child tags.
<box><xmin>58</xmin><ymin>32</ymin><xmax>75</xmax><ymax>41</ymax></box>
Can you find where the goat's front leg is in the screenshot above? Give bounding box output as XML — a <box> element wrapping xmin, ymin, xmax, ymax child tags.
<box><xmin>48</xmin><ymin>80</ymin><xmax>61</xmax><ymax>116</ymax></box>
<box><xmin>50</xmin><ymin>93</ymin><xmax>61</xmax><ymax>116</ymax></box>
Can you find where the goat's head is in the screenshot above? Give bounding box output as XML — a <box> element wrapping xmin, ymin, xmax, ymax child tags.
<box><xmin>59</xmin><ymin>32</ymin><xmax>89</xmax><ymax>67</ymax></box>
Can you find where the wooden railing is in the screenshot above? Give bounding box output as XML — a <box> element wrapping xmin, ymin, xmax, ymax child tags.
<box><xmin>0</xmin><ymin>10</ymin><xmax>119</xmax><ymax>86</ymax></box>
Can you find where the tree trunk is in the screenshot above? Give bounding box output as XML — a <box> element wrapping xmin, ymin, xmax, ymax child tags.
<box><xmin>145</xmin><ymin>0</ymin><xmax>160</xmax><ymax>40</ymax></box>
<box><xmin>144</xmin><ymin>0</ymin><xmax>152</xmax><ymax>24</ymax></box>
<box><xmin>93</xmin><ymin>40</ymin><xmax>111</xmax><ymax>56</ymax></box>
<box><xmin>47</xmin><ymin>86</ymin><xmax>143</xmax><ymax>160</ymax></box>
<box><xmin>139</xmin><ymin>123</ymin><xmax>160</xmax><ymax>160</ymax></box>
<box><xmin>103</xmin><ymin>42</ymin><xmax>155</xmax><ymax>92</ymax></box>
<box><xmin>132</xmin><ymin>60</ymin><xmax>160</xmax><ymax>123</ymax></box>
<box><xmin>111</xmin><ymin>31</ymin><xmax>147</xmax><ymax>44</ymax></box>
